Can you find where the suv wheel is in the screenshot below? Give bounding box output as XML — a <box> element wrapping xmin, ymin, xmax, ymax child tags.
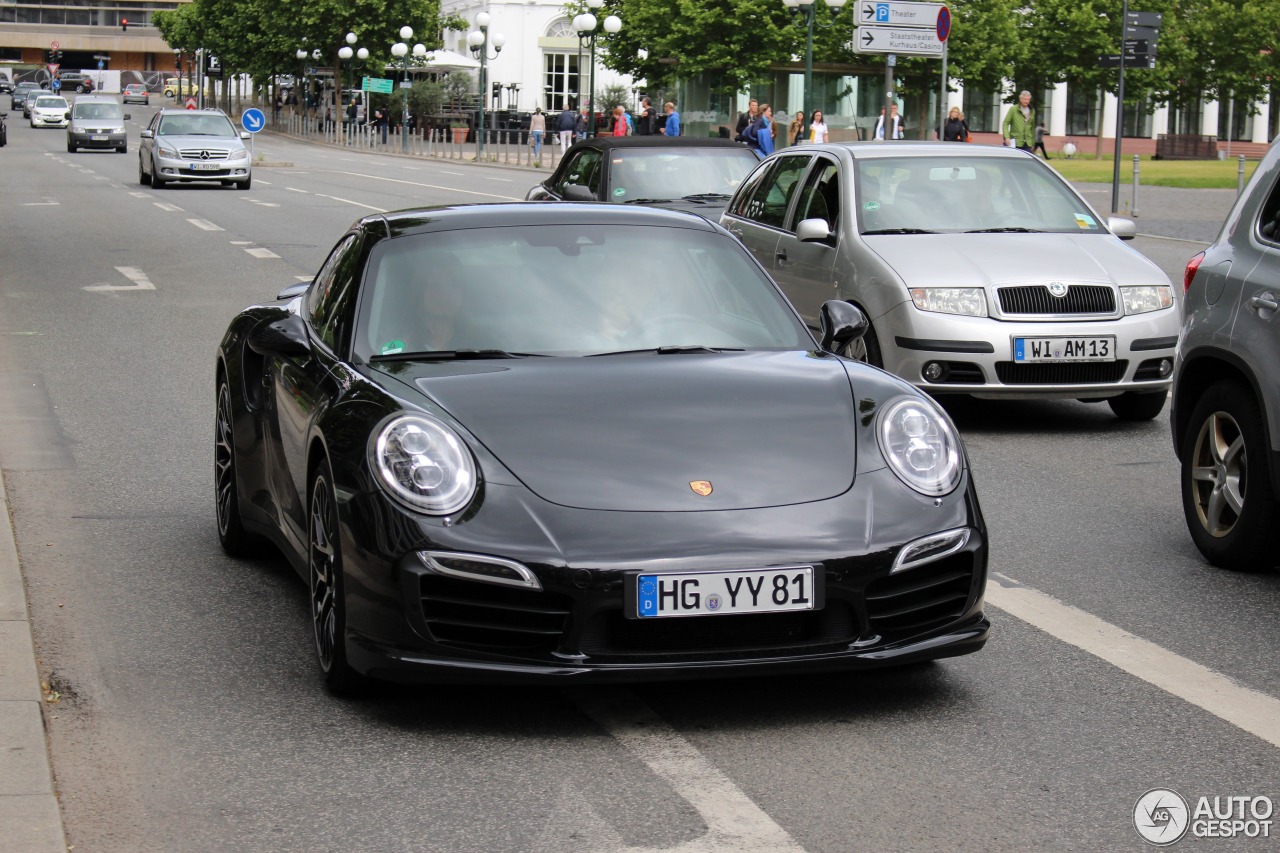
<box><xmin>1180</xmin><ymin>380</ymin><xmax>1280</xmax><ymax>570</ymax></box>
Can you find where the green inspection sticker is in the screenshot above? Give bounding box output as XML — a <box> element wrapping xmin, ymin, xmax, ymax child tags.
<box><xmin>613</xmin><ymin>187</ymin><xmax>627</xmax><ymax>198</ymax></box>
<box><xmin>863</xmin><ymin>200</ymin><xmax>881</xmax><ymax>211</ymax></box>
<box><xmin>380</xmin><ymin>339</ymin><xmax>405</xmax><ymax>355</ymax></box>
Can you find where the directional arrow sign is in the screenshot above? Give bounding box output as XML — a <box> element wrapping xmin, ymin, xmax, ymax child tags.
<box><xmin>1125</xmin><ymin>10</ymin><xmax>1163</xmax><ymax>28</ymax></box>
<box><xmin>241</xmin><ymin>107</ymin><xmax>265</xmax><ymax>133</ymax></box>
<box><xmin>1099</xmin><ymin>54</ymin><xmax>1157</xmax><ymax>69</ymax></box>
<box><xmin>853</xmin><ymin>24</ymin><xmax>944</xmax><ymax>56</ymax></box>
<box><xmin>856</xmin><ymin>1</ymin><xmax>945</xmax><ymax>29</ymax></box>
<box><xmin>1124</xmin><ymin>25</ymin><xmax>1159</xmax><ymax>40</ymax></box>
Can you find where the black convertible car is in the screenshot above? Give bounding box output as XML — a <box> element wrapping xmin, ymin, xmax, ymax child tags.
<box><xmin>216</xmin><ymin>203</ymin><xmax>989</xmax><ymax>691</ymax></box>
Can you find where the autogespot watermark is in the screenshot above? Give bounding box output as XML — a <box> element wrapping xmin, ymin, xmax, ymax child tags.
<box><xmin>1134</xmin><ymin>788</ymin><xmax>1274</xmax><ymax>845</ymax></box>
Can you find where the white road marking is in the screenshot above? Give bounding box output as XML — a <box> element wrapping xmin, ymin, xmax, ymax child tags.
<box><xmin>484</xmin><ymin>176</ymin><xmax>514</xmax><ymax>182</ymax></box>
<box><xmin>256</xmin><ymin>179</ymin><xmax>272</xmax><ymax>185</ymax></box>
<box><xmin>187</xmin><ymin>219</ymin><xmax>224</xmax><ymax>231</ymax></box>
<box><xmin>987</xmin><ymin>574</ymin><xmax>1280</xmax><ymax>749</ymax></box>
<box><xmin>94</xmin><ymin>176</ymin><xmax>111</xmax><ymax>181</ymax></box>
<box><xmin>84</xmin><ymin>267</ymin><xmax>156</xmax><ymax>292</ymax></box>
<box><xmin>21</xmin><ymin>202</ymin><xmax>59</xmax><ymax>206</ymax></box>
<box><xmin>286</xmin><ymin>187</ymin><xmax>309</xmax><ymax>194</ymax></box>
<box><xmin>311</xmin><ymin>169</ymin><xmax>520</xmax><ymax>200</ymax></box>
<box><xmin>569</xmin><ymin>688</ymin><xmax>805</xmax><ymax>852</ymax></box>
<box><xmin>230</xmin><ymin>241</ymin><xmax>253</xmax><ymax>245</ymax></box>
<box><xmin>295</xmin><ymin>276</ymin><xmax>312</xmax><ymax>282</ymax></box>
<box><xmin>153</xmin><ymin>202</ymin><xmax>183</xmax><ymax>212</ymax></box>
<box><xmin>440</xmin><ymin>171</ymin><xmax>464</xmax><ymax>176</ymax></box>
<box><xmin>129</xmin><ymin>192</ymin><xmax>149</xmax><ymax>198</ymax></box>
<box><xmin>245</xmin><ymin>248</ymin><xmax>280</xmax><ymax>259</ymax></box>
<box><xmin>314</xmin><ymin>193</ymin><xmax>386</xmax><ymax>212</ymax></box>
<box><xmin>1136</xmin><ymin>233</ymin><xmax>1212</xmax><ymax>245</ymax></box>
<box><xmin>242</xmin><ymin>199</ymin><xmax>280</xmax><ymax>207</ymax></box>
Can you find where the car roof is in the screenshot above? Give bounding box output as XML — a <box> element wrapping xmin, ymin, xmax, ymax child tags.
<box><xmin>564</xmin><ymin>137</ymin><xmax>754</xmax><ymax>152</ymax></box>
<box><xmin>369</xmin><ymin>201</ymin><xmax>723</xmax><ymax>239</ymax></box>
<box><xmin>74</xmin><ymin>95</ymin><xmax>117</xmax><ymax>103</ymax></box>
<box><xmin>155</xmin><ymin>108</ymin><xmax>228</xmax><ymax>116</ymax></box>
<box><xmin>796</xmin><ymin>141</ymin><xmax>1038</xmax><ymax>161</ymax></box>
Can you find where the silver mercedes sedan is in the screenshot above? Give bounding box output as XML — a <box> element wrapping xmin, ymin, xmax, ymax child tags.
<box><xmin>720</xmin><ymin>142</ymin><xmax>1180</xmax><ymax>420</ymax></box>
<box><xmin>138</xmin><ymin>108</ymin><xmax>252</xmax><ymax>190</ymax></box>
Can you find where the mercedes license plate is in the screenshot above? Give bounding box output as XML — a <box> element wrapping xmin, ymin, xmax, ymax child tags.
<box><xmin>190</xmin><ymin>162</ymin><xmax>221</xmax><ymax>171</ymax></box>
<box><xmin>636</xmin><ymin>566</ymin><xmax>815</xmax><ymax>618</ymax></box>
<box><xmin>1014</xmin><ymin>336</ymin><xmax>1115</xmax><ymax>363</ymax></box>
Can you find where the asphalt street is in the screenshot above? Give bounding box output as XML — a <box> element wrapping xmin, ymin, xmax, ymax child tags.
<box><xmin>0</xmin><ymin>107</ymin><xmax>1276</xmax><ymax>852</ymax></box>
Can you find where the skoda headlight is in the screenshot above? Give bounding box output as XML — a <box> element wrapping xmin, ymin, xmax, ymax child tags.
<box><xmin>909</xmin><ymin>287</ymin><xmax>987</xmax><ymax>317</ymax></box>
<box><xmin>1121</xmin><ymin>285</ymin><xmax>1173</xmax><ymax>315</ymax></box>
<box><xmin>877</xmin><ymin>397</ymin><xmax>963</xmax><ymax>496</ymax></box>
<box><xmin>370</xmin><ymin>414</ymin><xmax>477</xmax><ymax>515</ymax></box>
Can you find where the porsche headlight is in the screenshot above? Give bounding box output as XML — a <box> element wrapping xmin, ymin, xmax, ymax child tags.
<box><xmin>1121</xmin><ymin>285</ymin><xmax>1173</xmax><ymax>315</ymax></box>
<box><xmin>909</xmin><ymin>287</ymin><xmax>987</xmax><ymax>317</ymax></box>
<box><xmin>371</xmin><ymin>414</ymin><xmax>476</xmax><ymax>515</ymax></box>
<box><xmin>877</xmin><ymin>397</ymin><xmax>963</xmax><ymax>496</ymax></box>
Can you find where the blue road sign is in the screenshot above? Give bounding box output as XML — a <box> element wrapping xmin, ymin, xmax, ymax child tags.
<box><xmin>876</xmin><ymin>3</ymin><xmax>890</xmax><ymax>21</ymax></box>
<box><xmin>937</xmin><ymin>5</ymin><xmax>951</xmax><ymax>42</ymax></box>
<box><xmin>241</xmin><ymin>108</ymin><xmax>265</xmax><ymax>133</ymax></box>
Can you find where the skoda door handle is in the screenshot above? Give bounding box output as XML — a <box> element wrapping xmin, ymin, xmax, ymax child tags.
<box><xmin>775</xmin><ymin>249</ymin><xmax>788</xmax><ymax>264</ymax></box>
<box><xmin>1249</xmin><ymin>293</ymin><xmax>1279</xmax><ymax>313</ymax></box>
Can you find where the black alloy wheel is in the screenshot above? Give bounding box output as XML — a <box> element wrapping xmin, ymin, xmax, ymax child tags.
<box><xmin>1108</xmin><ymin>390</ymin><xmax>1167</xmax><ymax>421</ymax></box>
<box><xmin>214</xmin><ymin>380</ymin><xmax>258</xmax><ymax>556</ymax></box>
<box><xmin>138</xmin><ymin>155</ymin><xmax>151</xmax><ymax>185</ymax></box>
<box><xmin>839</xmin><ymin>312</ymin><xmax>883</xmax><ymax>368</ymax></box>
<box><xmin>1181</xmin><ymin>380</ymin><xmax>1280</xmax><ymax>571</ymax></box>
<box><xmin>309</xmin><ymin>460</ymin><xmax>364</xmax><ymax>693</ymax></box>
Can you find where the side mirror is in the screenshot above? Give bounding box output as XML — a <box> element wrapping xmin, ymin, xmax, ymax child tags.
<box><xmin>123</xmin><ymin>113</ymin><xmax>131</xmax><ymax>120</ymax></box>
<box><xmin>1108</xmin><ymin>216</ymin><xmax>1137</xmax><ymax>240</ymax></box>
<box><xmin>140</xmin><ymin>129</ymin><xmax>153</xmax><ymax>139</ymax></box>
<box><xmin>64</xmin><ymin>111</ymin><xmax>71</xmax><ymax>120</ymax></box>
<box><xmin>563</xmin><ymin>184</ymin><xmax>596</xmax><ymax>202</ymax></box>
<box><xmin>276</xmin><ymin>280</ymin><xmax>311</xmax><ymax>300</ymax></box>
<box><xmin>796</xmin><ymin>218</ymin><xmax>833</xmax><ymax>243</ymax></box>
<box><xmin>819</xmin><ymin>300</ymin><xmax>869</xmax><ymax>354</ymax></box>
<box><xmin>247</xmin><ymin>313</ymin><xmax>311</xmax><ymax>360</ymax></box>
<box><xmin>240</xmin><ymin>131</ymin><xmax>251</xmax><ymax>140</ymax></box>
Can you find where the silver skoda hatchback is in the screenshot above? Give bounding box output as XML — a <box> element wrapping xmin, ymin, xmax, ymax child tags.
<box><xmin>721</xmin><ymin>142</ymin><xmax>1181</xmax><ymax>419</ymax></box>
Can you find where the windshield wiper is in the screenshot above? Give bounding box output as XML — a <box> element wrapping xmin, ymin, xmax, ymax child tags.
<box><xmin>370</xmin><ymin>349</ymin><xmax>536</xmax><ymax>362</ymax></box>
<box><xmin>965</xmin><ymin>227</ymin><xmax>1043</xmax><ymax>233</ymax></box>
<box><xmin>623</xmin><ymin>197</ymin><xmax>675</xmax><ymax>204</ymax></box>
<box><xmin>861</xmin><ymin>228</ymin><xmax>938</xmax><ymax>235</ymax></box>
<box><xmin>589</xmin><ymin>345</ymin><xmax>745</xmax><ymax>356</ymax></box>
<box><xmin>681</xmin><ymin>193</ymin><xmax>731</xmax><ymax>202</ymax></box>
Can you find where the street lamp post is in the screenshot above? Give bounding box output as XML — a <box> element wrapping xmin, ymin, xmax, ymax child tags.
<box><xmin>573</xmin><ymin>0</ymin><xmax>621</xmax><ymax>138</ymax></box>
<box><xmin>782</xmin><ymin>0</ymin><xmax>847</xmax><ymax>137</ymax></box>
<box><xmin>390</xmin><ymin>26</ymin><xmax>420</xmax><ymax>154</ymax></box>
<box><xmin>467</xmin><ymin>12</ymin><xmax>506</xmax><ymax>158</ymax></box>
<box><xmin>295</xmin><ymin>48</ymin><xmax>308</xmax><ymax>131</ymax></box>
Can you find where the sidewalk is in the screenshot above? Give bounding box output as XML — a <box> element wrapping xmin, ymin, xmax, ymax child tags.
<box><xmin>0</xmin><ymin>474</ymin><xmax>66</xmax><ymax>853</ymax></box>
<box><xmin>1072</xmin><ymin>181</ymin><xmax>1238</xmax><ymax>244</ymax></box>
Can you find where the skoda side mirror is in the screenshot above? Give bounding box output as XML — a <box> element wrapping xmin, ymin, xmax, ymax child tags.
<box><xmin>819</xmin><ymin>300</ymin><xmax>869</xmax><ymax>354</ymax></box>
<box><xmin>1108</xmin><ymin>216</ymin><xmax>1137</xmax><ymax>241</ymax></box>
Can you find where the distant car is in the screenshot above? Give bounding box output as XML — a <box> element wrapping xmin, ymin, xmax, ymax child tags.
<box><xmin>122</xmin><ymin>84</ymin><xmax>150</xmax><ymax>105</ymax></box>
<box><xmin>138</xmin><ymin>108</ymin><xmax>252</xmax><ymax>189</ymax></box>
<box><xmin>526</xmin><ymin>137</ymin><xmax>762</xmax><ymax>220</ymax></box>
<box><xmin>66</xmin><ymin>95</ymin><xmax>129</xmax><ymax>153</ymax></box>
<box><xmin>162</xmin><ymin>78</ymin><xmax>204</xmax><ymax>98</ymax></box>
<box><xmin>214</xmin><ymin>202</ymin><xmax>988</xmax><ymax>690</ymax></box>
<box><xmin>29</xmin><ymin>95</ymin><xmax>70</xmax><ymax>129</ymax></box>
<box><xmin>1173</xmin><ymin>137</ymin><xmax>1280</xmax><ymax>572</ymax></box>
<box><xmin>10</xmin><ymin>81</ymin><xmax>38</xmax><ymax>110</ymax></box>
<box><xmin>22</xmin><ymin>89</ymin><xmax>53</xmax><ymax>118</ymax></box>
<box><xmin>57</xmin><ymin>72</ymin><xmax>94</xmax><ymax>94</ymax></box>
<box><xmin>0</xmin><ymin>78</ymin><xmax>13</xmax><ymax>95</ymax></box>
<box><xmin>721</xmin><ymin>141</ymin><xmax>1181</xmax><ymax>420</ymax></box>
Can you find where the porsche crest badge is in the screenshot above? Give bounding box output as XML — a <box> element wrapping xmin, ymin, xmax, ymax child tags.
<box><xmin>689</xmin><ymin>480</ymin><xmax>713</xmax><ymax>496</ymax></box>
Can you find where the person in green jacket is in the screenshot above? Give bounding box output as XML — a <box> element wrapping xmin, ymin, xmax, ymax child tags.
<box><xmin>1002</xmin><ymin>90</ymin><xmax>1036</xmax><ymax>151</ymax></box>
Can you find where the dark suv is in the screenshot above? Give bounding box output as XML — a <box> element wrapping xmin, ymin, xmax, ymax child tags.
<box><xmin>1173</xmin><ymin>139</ymin><xmax>1280</xmax><ymax>571</ymax></box>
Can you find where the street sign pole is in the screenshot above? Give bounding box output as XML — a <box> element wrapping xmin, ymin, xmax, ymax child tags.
<box><xmin>1111</xmin><ymin>0</ymin><xmax>1129</xmax><ymax>214</ymax></box>
<box><xmin>938</xmin><ymin>39</ymin><xmax>947</xmax><ymax>140</ymax></box>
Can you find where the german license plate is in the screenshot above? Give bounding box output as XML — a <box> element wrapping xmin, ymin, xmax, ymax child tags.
<box><xmin>636</xmin><ymin>566</ymin><xmax>815</xmax><ymax>618</ymax></box>
<box><xmin>1014</xmin><ymin>336</ymin><xmax>1115</xmax><ymax>362</ymax></box>
<box><xmin>190</xmin><ymin>162</ymin><xmax>221</xmax><ymax>171</ymax></box>
<box><xmin>90</xmin><ymin>135</ymin><xmax>108</xmax><ymax>141</ymax></box>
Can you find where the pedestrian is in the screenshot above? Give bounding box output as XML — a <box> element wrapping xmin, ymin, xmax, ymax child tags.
<box><xmin>808</xmin><ymin>109</ymin><xmax>829</xmax><ymax>143</ymax></box>
<box><xmin>624</xmin><ymin>108</ymin><xmax>634</xmax><ymax>135</ymax></box>
<box><xmin>941</xmin><ymin>106</ymin><xmax>969</xmax><ymax>142</ymax></box>
<box><xmin>556</xmin><ymin>102</ymin><xmax>576</xmax><ymax>150</ymax></box>
<box><xmin>1001</xmin><ymin>90</ymin><xmax>1036</xmax><ymax>152</ymax></box>
<box><xmin>529</xmin><ymin>107</ymin><xmax>546</xmax><ymax>158</ymax></box>
<box><xmin>788</xmin><ymin>110</ymin><xmax>806</xmax><ymax>146</ymax></box>
<box><xmin>735</xmin><ymin>98</ymin><xmax>759</xmax><ymax>143</ymax></box>
<box><xmin>745</xmin><ymin>104</ymin><xmax>774</xmax><ymax>155</ymax></box>
<box><xmin>374</xmin><ymin>107</ymin><xmax>388</xmax><ymax>144</ymax></box>
<box><xmin>661</xmin><ymin>102</ymin><xmax>680</xmax><ymax>137</ymax></box>
<box><xmin>611</xmin><ymin>105</ymin><xmax>629</xmax><ymax>137</ymax></box>
<box><xmin>273</xmin><ymin>91</ymin><xmax>283</xmax><ymax>122</ymax></box>
<box><xmin>635</xmin><ymin>96</ymin><xmax>656</xmax><ymax>135</ymax></box>
<box><xmin>576</xmin><ymin>107</ymin><xmax>589</xmax><ymax>140</ymax></box>
<box><xmin>1033</xmin><ymin>122</ymin><xmax>1050</xmax><ymax>159</ymax></box>
<box><xmin>874</xmin><ymin>105</ymin><xmax>904</xmax><ymax>140</ymax></box>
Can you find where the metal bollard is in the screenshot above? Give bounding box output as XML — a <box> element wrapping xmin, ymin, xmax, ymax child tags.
<box><xmin>1238</xmin><ymin>155</ymin><xmax>1246</xmax><ymax>196</ymax></box>
<box><xmin>1131</xmin><ymin>155</ymin><xmax>1140</xmax><ymax>218</ymax></box>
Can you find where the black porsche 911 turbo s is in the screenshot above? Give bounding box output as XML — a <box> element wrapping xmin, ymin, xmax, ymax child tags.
<box><xmin>215</xmin><ymin>203</ymin><xmax>989</xmax><ymax>692</ymax></box>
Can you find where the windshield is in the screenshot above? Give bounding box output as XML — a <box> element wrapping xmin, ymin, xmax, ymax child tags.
<box><xmin>855</xmin><ymin>156</ymin><xmax>1107</xmax><ymax>235</ymax></box>
<box><xmin>35</xmin><ymin>97</ymin><xmax>67</xmax><ymax>109</ymax></box>
<box><xmin>72</xmin><ymin>102</ymin><xmax>122</xmax><ymax>119</ymax></box>
<box><xmin>357</xmin><ymin>223</ymin><xmax>811</xmax><ymax>358</ymax></box>
<box><xmin>158</xmin><ymin>114</ymin><xmax>236</xmax><ymax>137</ymax></box>
<box><xmin>607</xmin><ymin>148</ymin><xmax>759</xmax><ymax>202</ymax></box>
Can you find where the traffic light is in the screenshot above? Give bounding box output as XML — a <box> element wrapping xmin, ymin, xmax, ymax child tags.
<box><xmin>121</xmin><ymin>18</ymin><xmax>128</xmax><ymax>32</ymax></box>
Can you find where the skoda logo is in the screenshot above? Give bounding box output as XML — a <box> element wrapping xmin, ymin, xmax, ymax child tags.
<box><xmin>199</xmin><ymin>150</ymin><xmax>211</xmax><ymax>160</ymax></box>
<box><xmin>1047</xmin><ymin>282</ymin><xmax>1069</xmax><ymax>298</ymax></box>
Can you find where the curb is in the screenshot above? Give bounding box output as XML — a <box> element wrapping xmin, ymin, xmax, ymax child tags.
<box><xmin>0</xmin><ymin>474</ymin><xmax>66</xmax><ymax>853</ymax></box>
